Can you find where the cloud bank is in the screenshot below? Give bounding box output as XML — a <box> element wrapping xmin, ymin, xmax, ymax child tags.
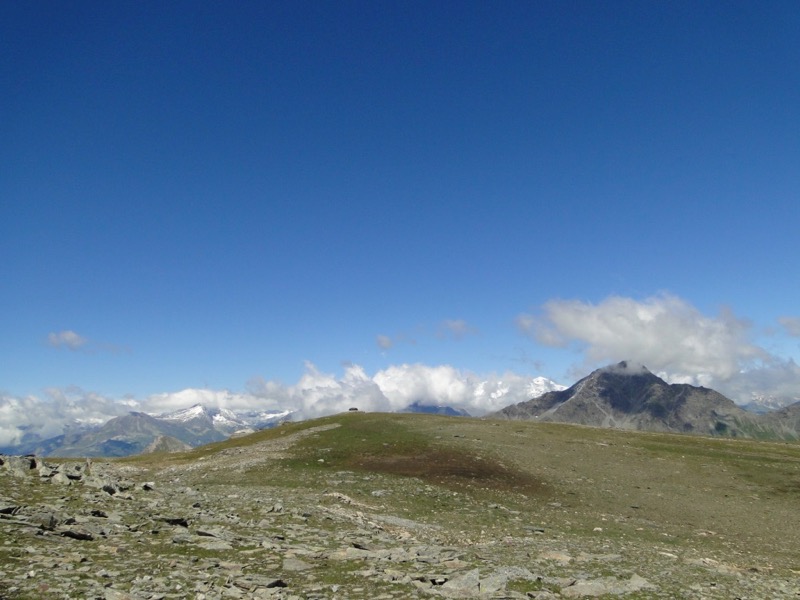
<box><xmin>0</xmin><ymin>387</ymin><xmax>136</xmax><ymax>448</ymax></box>
<box><xmin>246</xmin><ymin>362</ymin><xmax>549</xmax><ymax>419</ymax></box>
<box><xmin>0</xmin><ymin>363</ymin><xmax>560</xmax><ymax>447</ymax></box>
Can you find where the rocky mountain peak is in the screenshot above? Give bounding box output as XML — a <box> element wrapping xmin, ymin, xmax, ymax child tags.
<box><xmin>491</xmin><ymin>361</ymin><xmax>793</xmax><ymax>439</ymax></box>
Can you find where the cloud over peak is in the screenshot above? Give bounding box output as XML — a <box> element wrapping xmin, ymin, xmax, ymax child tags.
<box><xmin>517</xmin><ymin>293</ymin><xmax>765</xmax><ymax>385</ymax></box>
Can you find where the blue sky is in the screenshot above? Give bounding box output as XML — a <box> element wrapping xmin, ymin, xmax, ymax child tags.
<box><xmin>2</xmin><ymin>2</ymin><xmax>800</xmax><ymax>439</ymax></box>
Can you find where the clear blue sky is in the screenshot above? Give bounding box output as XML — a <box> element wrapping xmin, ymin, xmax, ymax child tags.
<box><xmin>3</xmin><ymin>1</ymin><xmax>799</xmax><ymax>410</ymax></box>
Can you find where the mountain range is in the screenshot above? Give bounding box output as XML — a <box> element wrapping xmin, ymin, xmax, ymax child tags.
<box><xmin>2</xmin><ymin>406</ymin><xmax>292</xmax><ymax>458</ymax></box>
<box><xmin>5</xmin><ymin>364</ymin><xmax>799</xmax><ymax>457</ymax></box>
<box><xmin>1</xmin><ymin>376</ymin><xmax>567</xmax><ymax>458</ymax></box>
<box><xmin>492</xmin><ymin>361</ymin><xmax>800</xmax><ymax>440</ymax></box>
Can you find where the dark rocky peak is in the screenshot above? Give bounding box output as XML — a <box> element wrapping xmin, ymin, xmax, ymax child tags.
<box><xmin>583</xmin><ymin>361</ymin><xmax>667</xmax><ymax>412</ymax></box>
<box><xmin>491</xmin><ymin>360</ymin><xmax>780</xmax><ymax>439</ymax></box>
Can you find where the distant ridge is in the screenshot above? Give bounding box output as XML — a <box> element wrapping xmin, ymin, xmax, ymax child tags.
<box><xmin>20</xmin><ymin>404</ymin><xmax>292</xmax><ymax>458</ymax></box>
<box><xmin>141</xmin><ymin>435</ymin><xmax>193</xmax><ymax>454</ymax></box>
<box><xmin>400</xmin><ymin>401</ymin><xmax>470</xmax><ymax>417</ymax></box>
<box><xmin>9</xmin><ymin>368</ymin><xmax>799</xmax><ymax>457</ymax></box>
<box><xmin>492</xmin><ymin>361</ymin><xmax>799</xmax><ymax>440</ymax></box>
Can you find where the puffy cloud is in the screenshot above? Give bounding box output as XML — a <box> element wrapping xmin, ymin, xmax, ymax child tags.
<box><xmin>47</xmin><ymin>330</ymin><xmax>87</xmax><ymax>350</ymax></box>
<box><xmin>374</xmin><ymin>364</ymin><xmax>468</xmax><ymax>408</ymax></box>
<box><xmin>779</xmin><ymin>316</ymin><xmax>800</xmax><ymax>337</ymax></box>
<box><xmin>243</xmin><ymin>363</ymin><xmax>561</xmax><ymax>420</ymax></box>
<box><xmin>715</xmin><ymin>359</ymin><xmax>800</xmax><ymax>405</ymax></box>
<box><xmin>140</xmin><ymin>388</ymin><xmax>275</xmax><ymax>414</ymax></box>
<box><xmin>373</xmin><ymin>363</ymin><xmax>546</xmax><ymax>415</ymax></box>
<box><xmin>293</xmin><ymin>362</ymin><xmax>390</xmax><ymax>417</ymax></box>
<box><xmin>517</xmin><ymin>294</ymin><xmax>767</xmax><ymax>386</ymax></box>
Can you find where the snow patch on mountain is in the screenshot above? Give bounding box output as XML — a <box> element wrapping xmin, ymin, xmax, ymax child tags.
<box><xmin>158</xmin><ymin>404</ymin><xmax>209</xmax><ymax>423</ymax></box>
<box><xmin>528</xmin><ymin>376</ymin><xmax>567</xmax><ymax>398</ymax></box>
<box><xmin>154</xmin><ymin>404</ymin><xmax>293</xmax><ymax>431</ymax></box>
<box><xmin>742</xmin><ymin>393</ymin><xmax>800</xmax><ymax>414</ymax></box>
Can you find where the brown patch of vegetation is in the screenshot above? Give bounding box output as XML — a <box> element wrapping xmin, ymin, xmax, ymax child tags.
<box><xmin>351</xmin><ymin>447</ymin><xmax>545</xmax><ymax>495</ymax></box>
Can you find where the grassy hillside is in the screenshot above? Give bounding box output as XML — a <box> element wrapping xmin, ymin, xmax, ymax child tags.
<box><xmin>5</xmin><ymin>412</ymin><xmax>799</xmax><ymax>598</ymax></box>
<box><xmin>130</xmin><ymin>412</ymin><xmax>800</xmax><ymax>571</ymax></box>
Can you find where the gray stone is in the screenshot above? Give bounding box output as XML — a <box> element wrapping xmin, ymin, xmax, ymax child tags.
<box><xmin>197</xmin><ymin>539</ymin><xmax>234</xmax><ymax>551</ymax></box>
<box><xmin>439</xmin><ymin>568</ymin><xmax>481</xmax><ymax>596</ymax></box>
<box><xmin>49</xmin><ymin>471</ymin><xmax>73</xmax><ymax>486</ymax></box>
<box><xmin>283</xmin><ymin>557</ymin><xmax>314</xmax><ymax>571</ymax></box>
<box><xmin>481</xmin><ymin>566</ymin><xmax>539</xmax><ymax>593</ymax></box>
<box><xmin>560</xmin><ymin>574</ymin><xmax>655</xmax><ymax>598</ymax></box>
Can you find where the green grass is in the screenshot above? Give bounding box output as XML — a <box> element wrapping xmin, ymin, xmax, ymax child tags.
<box><xmin>285</xmin><ymin>413</ymin><xmax>545</xmax><ymax>495</ymax></box>
<box><xmin>120</xmin><ymin>412</ymin><xmax>800</xmax><ymax>571</ymax></box>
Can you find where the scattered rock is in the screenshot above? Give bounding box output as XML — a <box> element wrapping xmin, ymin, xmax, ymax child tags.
<box><xmin>560</xmin><ymin>573</ymin><xmax>655</xmax><ymax>597</ymax></box>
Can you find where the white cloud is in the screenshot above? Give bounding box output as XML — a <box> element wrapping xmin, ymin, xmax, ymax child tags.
<box><xmin>294</xmin><ymin>362</ymin><xmax>390</xmax><ymax>416</ymax></box>
<box><xmin>247</xmin><ymin>362</ymin><xmax>394</xmax><ymax>418</ymax></box>
<box><xmin>140</xmin><ymin>388</ymin><xmax>276</xmax><ymax>414</ymax></box>
<box><xmin>716</xmin><ymin>359</ymin><xmax>800</xmax><ymax>405</ymax></box>
<box><xmin>374</xmin><ymin>364</ymin><xmax>468</xmax><ymax>408</ymax></box>
<box><xmin>251</xmin><ymin>362</ymin><xmax>536</xmax><ymax>419</ymax></box>
<box><xmin>47</xmin><ymin>330</ymin><xmax>88</xmax><ymax>350</ymax></box>
<box><xmin>515</xmin><ymin>293</ymin><xmax>800</xmax><ymax>402</ymax></box>
<box><xmin>0</xmin><ymin>387</ymin><xmax>132</xmax><ymax>447</ymax></box>
<box><xmin>779</xmin><ymin>316</ymin><xmax>800</xmax><ymax>337</ymax></box>
<box><xmin>602</xmin><ymin>361</ymin><xmax>651</xmax><ymax>376</ymax></box>
<box><xmin>372</xmin><ymin>363</ymin><xmax>546</xmax><ymax>414</ymax></box>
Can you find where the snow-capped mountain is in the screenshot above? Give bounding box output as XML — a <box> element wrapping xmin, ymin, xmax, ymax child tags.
<box><xmin>528</xmin><ymin>376</ymin><xmax>567</xmax><ymax>398</ymax></box>
<box><xmin>466</xmin><ymin>376</ymin><xmax>565</xmax><ymax>415</ymax></box>
<box><xmin>158</xmin><ymin>404</ymin><xmax>212</xmax><ymax>422</ymax></box>
<box><xmin>156</xmin><ymin>404</ymin><xmax>294</xmax><ymax>436</ymax></box>
<box><xmin>741</xmin><ymin>393</ymin><xmax>800</xmax><ymax>414</ymax></box>
<box><xmin>5</xmin><ymin>404</ymin><xmax>294</xmax><ymax>458</ymax></box>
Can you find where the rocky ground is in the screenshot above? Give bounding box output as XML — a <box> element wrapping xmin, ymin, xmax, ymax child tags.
<box><xmin>2</xmin><ymin>415</ymin><xmax>799</xmax><ymax>599</ymax></box>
